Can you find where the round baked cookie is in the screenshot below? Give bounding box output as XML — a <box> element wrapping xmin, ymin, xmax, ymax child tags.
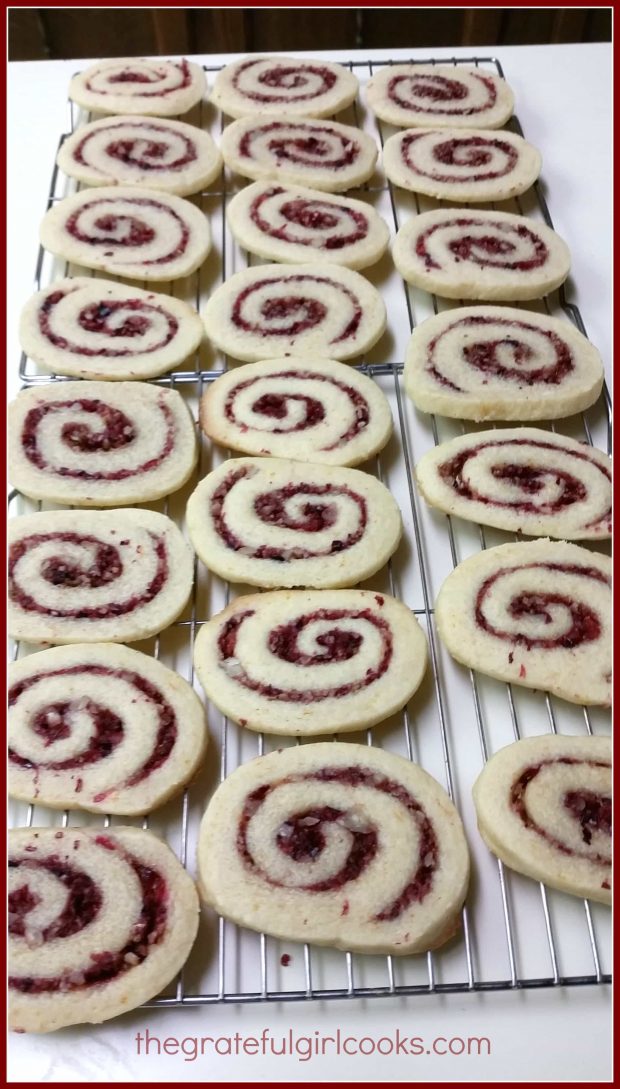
<box><xmin>435</xmin><ymin>539</ymin><xmax>611</xmax><ymax>706</ymax></box>
<box><xmin>211</xmin><ymin>56</ymin><xmax>358</xmax><ymax>119</ymax></box>
<box><xmin>186</xmin><ymin>457</ymin><xmax>402</xmax><ymax>589</ymax></box>
<box><xmin>8</xmin><ymin>508</ymin><xmax>193</xmax><ymax>645</ymax></box>
<box><xmin>473</xmin><ymin>735</ymin><xmax>611</xmax><ymax>905</ymax></box>
<box><xmin>203</xmin><ymin>264</ymin><xmax>386</xmax><ymax>363</ymax></box>
<box><xmin>68</xmin><ymin>57</ymin><xmax>206</xmax><ymax>118</ymax></box>
<box><xmin>8</xmin><ymin>381</ymin><xmax>197</xmax><ymax>507</ymax></box>
<box><xmin>18</xmin><ymin>278</ymin><xmax>204</xmax><ymax>381</ymax></box>
<box><xmin>39</xmin><ymin>187</ymin><xmax>210</xmax><ymax>282</ymax></box>
<box><xmin>199</xmin><ymin>357</ymin><xmax>393</xmax><ymax>467</ymax></box>
<box><xmin>227</xmin><ymin>181</ymin><xmax>389</xmax><ymax>270</ymax></box>
<box><xmin>57</xmin><ymin>115</ymin><xmax>222</xmax><ymax>197</ymax></box>
<box><xmin>198</xmin><ymin>743</ymin><xmax>469</xmax><ymax>954</ymax></box>
<box><xmin>416</xmin><ymin>428</ymin><xmax>611</xmax><ymax>540</ymax></box>
<box><xmin>8</xmin><ymin>826</ymin><xmax>199</xmax><ymax>1033</ymax></box>
<box><xmin>9</xmin><ymin>643</ymin><xmax>208</xmax><ymax>815</ymax></box>
<box><xmin>393</xmin><ymin>209</ymin><xmax>570</xmax><ymax>300</ymax></box>
<box><xmin>193</xmin><ymin>589</ymin><xmax>427</xmax><ymax>735</ymax></box>
<box><xmin>220</xmin><ymin>115</ymin><xmax>378</xmax><ymax>193</ymax></box>
<box><xmin>382</xmin><ymin>127</ymin><xmax>541</xmax><ymax>203</ymax></box>
<box><xmin>366</xmin><ymin>63</ymin><xmax>514</xmax><ymax>130</ymax></box>
<box><xmin>403</xmin><ymin>306</ymin><xmax>605</xmax><ymax>421</ymax></box>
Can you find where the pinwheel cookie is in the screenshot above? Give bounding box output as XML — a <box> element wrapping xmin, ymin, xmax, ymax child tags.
<box><xmin>382</xmin><ymin>128</ymin><xmax>541</xmax><ymax>203</ymax></box>
<box><xmin>186</xmin><ymin>458</ymin><xmax>402</xmax><ymax>589</ymax></box>
<box><xmin>220</xmin><ymin>116</ymin><xmax>378</xmax><ymax>192</ymax></box>
<box><xmin>8</xmin><ymin>826</ymin><xmax>199</xmax><ymax>1033</ymax></box>
<box><xmin>203</xmin><ymin>264</ymin><xmax>386</xmax><ymax>362</ymax></box>
<box><xmin>393</xmin><ymin>209</ymin><xmax>570</xmax><ymax>300</ymax></box>
<box><xmin>69</xmin><ymin>57</ymin><xmax>206</xmax><ymax>117</ymax></box>
<box><xmin>57</xmin><ymin>115</ymin><xmax>222</xmax><ymax>196</ymax></box>
<box><xmin>211</xmin><ymin>55</ymin><xmax>358</xmax><ymax>119</ymax></box>
<box><xmin>8</xmin><ymin>382</ymin><xmax>197</xmax><ymax>506</ymax></box>
<box><xmin>436</xmin><ymin>539</ymin><xmax>611</xmax><ymax>706</ymax></box>
<box><xmin>9</xmin><ymin>643</ymin><xmax>208</xmax><ymax>815</ymax></box>
<box><xmin>227</xmin><ymin>181</ymin><xmax>389</xmax><ymax>270</ymax></box>
<box><xmin>40</xmin><ymin>187</ymin><xmax>210</xmax><ymax>282</ymax></box>
<box><xmin>416</xmin><ymin>428</ymin><xmax>611</xmax><ymax>540</ymax></box>
<box><xmin>199</xmin><ymin>357</ymin><xmax>393</xmax><ymax>466</ymax></box>
<box><xmin>404</xmin><ymin>306</ymin><xmax>605</xmax><ymax>421</ymax></box>
<box><xmin>8</xmin><ymin>509</ymin><xmax>193</xmax><ymax>645</ymax></box>
<box><xmin>198</xmin><ymin>743</ymin><xmax>470</xmax><ymax>954</ymax></box>
<box><xmin>473</xmin><ymin>735</ymin><xmax>611</xmax><ymax>905</ymax></box>
<box><xmin>193</xmin><ymin>589</ymin><xmax>427</xmax><ymax>735</ymax></box>
<box><xmin>366</xmin><ymin>63</ymin><xmax>514</xmax><ymax>129</ymax></box>
<box><xmin>18</xmin><ymin>278</ymin><xmax>204</xmax><ymax>381</ymax></box>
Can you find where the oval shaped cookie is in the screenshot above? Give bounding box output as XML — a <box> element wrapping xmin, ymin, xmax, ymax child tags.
<box><xmin>227</xmin><ymin>181</ymin><xmax>389</xmax><ymax>270</ymax></box>
<box><xmin>436</xmin><ymin>539</ymin><xmax>611</xmax><ymax>706</ymax></box>
<box><xmin>68</xmin><ymin>57</ymin><xmax>206</xmax><ymax>117</ymax></box>
<box><xmin>211</xmin><ymin>55</ymin><xmax>358</xmax><ymax>119</ymax></box>
<box><xmin>383</xmin><ymin>127</ymin><xmax>541</xmax><ymax>202</ymax></box>
<box><xmin>199</xmin><ymin>357</ymin><xmax>393</xmax><ymax>466</ymax></box>
<box><xmin>403</xmin><ymin>306</ymin><xmax>605</xmax><ymax>421</ymax></box>
<box><xmin>393</xmin><ymin>209</ymin><xmax>570</xmax><ymax>300</ymax></box>
<box><xmin>220</xmin><ymin>115</ymin><xmax>378</xmax><ymax>193</ymax></box>
<box><xmin>40</xmin><ymin>187</ymin><xmax>211</xmax><ymax>282</ymax></box>
<box><xmin>203</xmin><ymin>264</ymin><xmax>386</xmax><ymax>363</ymax></box>
<box><xmin>198</xmin><ymin>742</ymin><xmax>470</xmax><ymax>955</ymax></box>
<box><xmin>186</xmin><ymin>457</ymin><xmax>402</xmax><ymax>589</ymax></box>
<box><xmin>57</xmin><ymin>115</ymin><xmax>222</xmax><ymax>196</ymax></box>
<box><xmin>8</xmin><ymin>382</ymin><xmax>197</xmax><ymax>506</ymax></box>
<box><xmin>9</xmin><ymin>826</ymin><xmax>199</xmax><ymax>1033</ymax></box>
<box><xmin>193</xmin><ymin>589</ymin><xmax>427</xmax><ymax>735</ymax></box>
<box><xmin>473</xmin><ymin>735</ymin><xmax>611</xmax><ymax>905</ymax></box>
<box><xmin>366</xmin><ymin>63</ymin><xmax>514</xmax><ymax>129</ymax></box>
<box><xmin>416</xmin><ymin>428</ymin><xmax>611</xmax><ymax>540</ymax></box>
<box><xmin>8</xmin><ymin>509</ymin><xmax>193</xmax><ymax>645</ymax></box>
<box><xmin>8</xmin><ymin>643</ymin><xmax>208</xmax><ymax>815</ymax></box>
<box><xmin>18</xmin><ymin>278</ymin><xmax>204</xmax><ymax>381</ymax></box>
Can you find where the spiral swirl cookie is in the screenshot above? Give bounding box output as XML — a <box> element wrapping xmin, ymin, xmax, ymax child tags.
<box><xmin>39</xmin><ymin>187</ymin><xmax>210</xmax><ymax>282</ymax></box>
<box><xmin>382</xmin><ymin>128</ymin><xmax>541</xmax><ymax>203</ymax></box>
<box><xmin>436</xmin><ymin>539</ymin><xmax>611</xmax><ymax>706</ymax></box>
<box><xmin>9</xmin><ymin>382</ymin><xmax>197</xmax><ymax>507</ymax></box>
<box><xmin>187</xmin><ymin>458</ymin><xmax>402</xmax><ymax>589</ymax></box>
<box><xmin>198</xmin><ymin>743</ymin><xmax>469</xmax><ymax>954</ymax></box>
<box><xmin>366</xmin><ymin>63</ymin><xmax>514</xmax><ymax>129</ymax></box>
<box><xmin>416</xmin><ymin>428</ymin><xmax>611</xmax><ymax>540</ymax></box>
<box><xmin>393</xmin><ymin>209</ymin><xmax>570</xmax><ymax>301</ymax></box>
<box><xmin>193</xmin><ymin>590</ymin><xmax>427</xmax><ymax>735</ymax></box>
<box><xmin>203</xmin><ymin>264</ymin><xmax>386</xmax><ymax>362</ymax></box>
<box><xmin>9</xmin><ymin>643</ymin><xmax>208</xmax><ymax>815</ymax></box>
<box><xmin>211</xmin><ymin>56</ymin><xmax>358</xmax><ymax>119</ymax></box>
<box><xmin>57</xmin><ymin>116</ymin><xmax>222</xmax><ymax>197</ymax></box>
<box><xmin>8</xmin><ymin>509</ymin><xmax>193</xmax><ymax>645</ymax></box>
<box><xmin>404</xmin><ymin>306</ymin><xmax>605</xmax><ymax>421</ymax></box>
<box><xmin>227</xmin><ymin>181</ymin><xmax>389</xmax><ymax>270</ymax></box>
<box><xmin>200</xmin><ymin>357</ymin><xmax>393</xmax><ymax>467</ymax></box>
<box><xmin>68</xmin><ymin>57</ymin><xmax>206</xmax><ymax>117</ymax></box>
<box><xmin>220</xmin><ymin>116</ymin><xmax>378</xmax><ymax>192</ymax></box>
<box><xmin>8</xmin><ymin>826</ymin><xmax>199</xmax><ymax>1033</ymax></box>
<box><xmin>473</xmin><ymin>735</ymin><xmax>611</xmax><ymax>905</ymax></box>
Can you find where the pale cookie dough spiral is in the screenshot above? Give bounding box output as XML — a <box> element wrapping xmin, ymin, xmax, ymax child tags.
<box><xmin>39</xmin><ymin>186</ymin><xmax>211</xmax><ymax>282</ymax></box>
<box><xmin>211</xmin><ymin>56</ymin><xmax>358</xmax><ymax>119</ymax></box>
<box><xmin>366</xmin><ymin>64</ymin><xmax>514</xmax><ymax>129</ymax></box>
<box><xmin>436</xmin><ymin>539</ymin><xmax>611</xmax><ymax>706</ymax></box>
<box><xmin>473</xmin><ymin>735</ymin><xmax>611</xmax><ymax>904</ymax></box>
<box><xmin>9</xmin><ymin>827</ymin><xmax>199</xmax><ymax>1033</ymax></box>
<box><xmin>68</xmin><ymin>57</ymin><xmax>206</xmax><ymax>117</ymax></box>
<box><xmin>193</xmin><ymin>589</ymin><xmax>427</xmax><ymax>735</ymax></box>
<box><xmin>198</xmin><ymin>743</ymin><xmax>470</xmax><ymax>954</ymax></box>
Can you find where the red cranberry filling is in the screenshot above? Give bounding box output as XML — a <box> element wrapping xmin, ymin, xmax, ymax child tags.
<box><xmin>233</xmin><ymin>59</ymin><xmax>337</xmax><ymax>103</ymax></box>
<box><xmin>91</xmin><ymin>59</ymin><xmax>191</xmax><ymax>97</ymax></box>
<box><xmin>239</xmin><ymin>122</ymin><xmax>360</xmax><ymax>169</ymax></box>
<box><xmin>415</xmin><ymin>218</ymin><xmax>548</xmax><ymax>272</ymax></box>
<box><xmin>510</xmin><ymin>758</ymin><xmax>611</xmax><ymax>865</ymax></box>
<box><xmin>65</xmin><ymin>197</ymin><xmax>190</xmax><ymax>265</ymax></box>
<box><xmin>249</xmin><ymin>187</ymin><xmax>368</xmax><ymax>250</ymax></box>
<box><xmin>9</xmin><ymin>856</ymin><xmax>101</xmax><ymax>940</ymax></box>
<box><xmin>388</xmin><ymin>71</ymin><xmax>496</xmax><ymax>115</ymax></box>
<box><xmin>403</xmin><ymin>133</ymin><xmax>517</xmax><ymax>183</ymax></box>
<box><xmin>564</xmin><ymin>790</ymin><xmax>612</xmax><ymax>845</ymax></box>
<box><xmin>74</xmin><ymin>122</ymin><xmax>196</xmax><ymax>171</ymax></box>
<box><xmin>231</xmin><ymin>274</ymin><xmax>362</xmax><ymax>344</ymax></box>
<box><xmin>38</xmin><ymin>291</ymin><xmax>178</xmax><ymax>358</ymax></box>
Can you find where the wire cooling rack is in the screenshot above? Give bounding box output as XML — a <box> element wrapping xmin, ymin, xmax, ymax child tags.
<box><xmin>9</xmin><ymin>55</ymin><xmax>612</xmax><ymax>1005</ymax></box>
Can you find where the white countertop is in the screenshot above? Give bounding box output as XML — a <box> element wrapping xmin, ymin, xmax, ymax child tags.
<box><xmin>7</xmin><ymin>43</ymin><xmax>612</xmax><ymax>1083</ymax></box>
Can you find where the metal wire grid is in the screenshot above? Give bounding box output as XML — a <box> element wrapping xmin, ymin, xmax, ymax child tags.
<box><xmin>9</xmin><ymin>55</ymin><xmax>611</xmax><ymax>1005</ymax></box>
